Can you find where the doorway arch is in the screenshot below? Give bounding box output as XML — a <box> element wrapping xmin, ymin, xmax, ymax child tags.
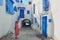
<box><xmin>22</xmin><ymin>19</ymin><xmax>31</xmax><ymax>28</ymax></box>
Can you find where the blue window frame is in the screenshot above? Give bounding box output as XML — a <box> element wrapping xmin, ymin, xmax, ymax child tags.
<box><xmin>27</xmin><ymin>10</ymin><xmax>30</xmax><ymax>14</ymax></box>
<box><xmin>43</xmin><ymin>0</ymin><xmax>49</xmax><ymax>11</ymax></box>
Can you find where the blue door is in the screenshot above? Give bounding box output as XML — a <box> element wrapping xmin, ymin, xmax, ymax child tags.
<box><xmin>18</xmin><ymin>9</ymin><xmax>24</xmax><ymax>21</ymax></box>
<box><xmin>42</xmin><ymin>16</ymin><xmax>47</xmax><ymax>37</ymax></box>
<box><xmin>20</xmin><ymin>9</ymin><xmax>24</xmax><ymax>18</ymax></box>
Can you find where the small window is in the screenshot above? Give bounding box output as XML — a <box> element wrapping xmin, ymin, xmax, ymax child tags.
<box><xmin>49</xmin><ymin>19</ymin><xmax>52</xmax><ymax>22</ymax></box>
<box><xmin>27</xmin><ymin>10</ymin><xmax>30</xmax><ymax>14</ymax></box>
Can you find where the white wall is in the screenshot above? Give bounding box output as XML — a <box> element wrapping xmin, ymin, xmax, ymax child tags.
<box><xmin>33</xmin><ymin>0</ymin><xmax>60</xmax><ymax>40</ymax></box>
<box><xmin>0</xmin><ymin>0</ymin><xmax>18</xmax><ymax>38</ymax></box>
<box><xmin>32</xmin><ymin>0</ymin><xmax>42</xmax><ymax>34</ymax></box>
<box><xmin>0</xmin><ymin>0</ymin><xmax>12</xmax><ymax>37</ymax></box>
<box><xmin>50</xmin><ymin>0</ymin><xmax>60</xmax><ymax>40</ymax></box>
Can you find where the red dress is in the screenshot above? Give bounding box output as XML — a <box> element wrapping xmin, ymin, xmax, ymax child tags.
<box><xmin>15</xmin><ymin>21</ymin><xmax>19</xmax><ymax>37</ymax></box>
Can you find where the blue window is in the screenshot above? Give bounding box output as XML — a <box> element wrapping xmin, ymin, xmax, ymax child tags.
<box><xmin>49</xmin><ymin>19</ymin><xmax>52</xmax><ymax>22</ymax></box>
<box><xmin>43</xmin><ymin>0</ymin><xmax>49</xmax><ymax>11</ymax></box>
<box><xmin>27</xmin><ymin>10</ymin><xmax>30</xmax><ymax>14</ymax></box>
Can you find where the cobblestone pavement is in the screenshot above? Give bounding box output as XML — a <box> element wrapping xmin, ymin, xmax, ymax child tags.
<box><xmin>0</xmin><ymin>27</ymin><xmax>51</xmax><ymax>40</ymax></box>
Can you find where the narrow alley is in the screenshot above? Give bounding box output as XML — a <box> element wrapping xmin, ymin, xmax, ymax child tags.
<box><xmin>0</xmin><ymin>27</ymin><xmax>49</xmax><ymax>40</ymax></box>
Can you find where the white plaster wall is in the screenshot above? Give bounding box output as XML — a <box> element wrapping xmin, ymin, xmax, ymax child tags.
<box><xmin>0</xmin><ymin>0</ymin><xmax>18</xmax><ymax>38</ymax></box>
<box><xmin>25</xmin><ymin>4</ymin><xmax>32</xmax><ymax>20</ymax></box>
<box><xmin>32</xmin><ymin>0</ymin><xmax>42</xmax><ymax>33</ymax></box>
<box><xmin>0</xmin><ymin>0</ymin><xmax>13</xmax><ymax>37</ymax></box>
<box><xmin>50</xmin><ymin>0</ymin><xmax>60</xmax><ymax>40</ymax></box>
<box><xmin>33</xmin><ymin>0</ymin><xmax>60</xmax><ymax>40</ymax></box>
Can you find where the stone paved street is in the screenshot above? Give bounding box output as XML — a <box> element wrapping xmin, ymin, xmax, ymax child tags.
<box><xmin>0</xmin><ymin>27</ymin><xmax>51</xmax><ymax>40</ymax></box>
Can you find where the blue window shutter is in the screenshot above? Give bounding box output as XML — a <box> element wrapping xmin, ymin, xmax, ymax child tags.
<box><xmin>49</xmin><ymin>19</ymin><xmax>52</xmax><ymax>22</ymax></box>
<box><xmin>6</xmin><ymin>0</ymin><xmax>14</xmax><ymax>15</ymax></box>
<box><xmin>43</xmin><ymin>0</ymin><xmax>49</xmax><ymax>11</ymax></box>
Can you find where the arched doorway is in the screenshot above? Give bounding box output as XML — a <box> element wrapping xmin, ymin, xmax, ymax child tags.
<box><xmin>22</xmin><ymin>19</ymin><xmax>31</xmax><ymax>28</ymax></box>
